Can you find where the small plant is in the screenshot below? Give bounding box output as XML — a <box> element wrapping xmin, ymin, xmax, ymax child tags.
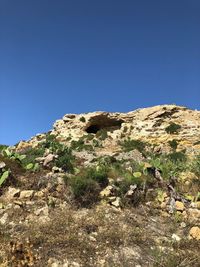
<box><xmin>86</xmin><ymin>134</ymin><xmax>94</xmax><ymax>141</ymax></box>
<box><xmin>120</xmin><ymin>138</ymin><xmax>146</xmax><ymax>154</ymax></box>
<box><xmin>70</xmin><ymin>175</ymin><xmax>99</xmax><ymax>205</ymax></box>
<box><xmin>71</xmin><ymin>138</ymin><xmax>93</xmax><ymax>151</ymax></box>
<box><xmin>168</xmin><ymin>139</ymin><xmax>178</xmax><ymax>150</ymax></box>
<box><xmin>68</xmin><ymin>166</ymin><xmax>108</xmax><ymax>207</ymax></box>
<box><xmin>92</xmin><ymin>139</ymin><xmax>102</xmax><ymax>148</ymax></box>
<box><xmin>55</xmin><ymin>148</ymin><xmax>74</xmax><ymax>173</ymax></box>
<box><xmin>190</xmin><ymin>153</ymin><xmax>200</xmax><ymax>176</ymax></box>
<box><xmin>25</xmin><ymin>162</ymin><xmax>39</xmax><ymax>172</ymax></box>
<box><xmin>18</xmin><ymin>146</ymin><xmax>45</xmax><ymax>171</ymax></box>
<box><xmin>123</xmin><ymin>126</ymin><xmax>128</xmax><ymax>133</ymax></box>
<box><xmin>87</xmin><ymin>167</ymin><xmax>108</xmax><ymax>186</ymax></box>
<box><xmin>96</xmin><ymin>129</ymin><xmax>108</xmax><ymax>141</ymax></box>
<box><xmin>43</xmin><ymin>134</ymin><xmax>63</xmax><ymax>152</ymax></box>
<box><xmin>116</xmin><ymin>172</ymin><xmax>143</xmax><ymax>195</ymax></box>
<box><xmin>0</xmin><ymin>145</ymin><xmax>8</xmax><ymax>153</ymax></box>
<box><xmin>2</xmin><ymin>148</ymin><xmax>27</xmax><ymax>164</ymax></box>
<box><xmin>148</xmin><ymin>154</ymin><xmax>187</xmax><ymax>179</ymax></box>
<box><xmin>0</xmin><ymin>170</ymin><xmax>10</xmax><ymax>186</ymax></box>
<box><xmin>165</xmin><ymin>123</ymin><xmax>181</xmax><ymax>134</ymax></box>
<box><xmin>167</xmin><ymin>151</ymin><xmax>187</xmax><ymax>163</ymax></box>
<box><xmin>79</xmin><ymin>116</ymin><xmax>86</xmax><ymax>123</ymax></box>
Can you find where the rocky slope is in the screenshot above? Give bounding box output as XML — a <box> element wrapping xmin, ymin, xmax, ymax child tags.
<box><xmin>0</xmin><ymin>105</ymin><xmax>200</xmax><ymax>267</ymax></box>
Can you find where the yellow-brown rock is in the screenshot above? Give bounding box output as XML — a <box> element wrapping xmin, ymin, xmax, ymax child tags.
<box><xmin>175</xmin><ymin>201</ymin><xmax>185</xmax><ymax>212</ymax></box>
<box><xmin>189</xmin><ymin>226</ymin><xmax>200</xmax><ymax>240</ymax></box>
<box><xmin>20</xmin><ymin>105</ymin><xmax>200</xmax><ymax>155</ymax></box>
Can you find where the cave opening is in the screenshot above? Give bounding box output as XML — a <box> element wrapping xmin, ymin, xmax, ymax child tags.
<box><xmin>86</xmin><ymin>125</ymin><xmax>100</xmax><ymax>134</ymax></box>
<box><xmin>85</xmin><ymin>116</ymin><xmax>124</xmax><ymax>134</ymax></box>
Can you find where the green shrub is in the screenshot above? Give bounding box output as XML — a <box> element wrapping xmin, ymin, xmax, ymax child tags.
<box><xmin>92</xmin><ymin>139</ymin><xmax>102</xmax><ymax>147</ymax></box>
<box><xmin>96</xmin><ymin>129</ymin><xmax>108</xmax><ymax>140</ymax></box>
<box><xmin>79</xmin><ymin>116</ymin><xmax>86</xmax><ymax>123</ymax></box>
<box><xmin>86</xmin><ymin>167</ymin><xmax>108</xmax><ymax>186</ymax></box>
<box><xmin>165</xmin><ymin>123</ymin><xmax>181</xmax><ymax>134</ymax></box>
<box><xmin>191</xmin><ymin>154</ymin><xmax>200</xmax><ymax>176</ymax></box>
<box><xmin>71</xmin><ymin>136</ymin><xmax>94</xmax><ymax>151</ymax></box>
<box><xmin>167</xmin><ymin>151</ymin><xmax>187</xmax><ymax>163</ymax></box>
<box><xmin>43</xmin><ymin>134</ymin><xmax>63</xmax><ymax>152</ymax></box>
<box><xmin>70</xmin><ymin>175</ymin><xmax>99</xmax><ymax>206</ymax></box>
<box><xmin>116</xmin><ymin>172</ymin><xmax>143</xmax><ymax>195</ymax></box>
<box><xmin>19</xmin><ymin>146</ymin><xmax>45</xmax><ymax>171</ymax></box>
<box><xmin>120</xmin><ymin>138</ymin><xmax>146</xmax><ymax>153</ymax></box>
<box><xmin>86</xmin><ymin>134</ymin><xmax>94</xmax><ymax>141</ymax></box>
<box><xmin>149</xmin><ymin>153</ymin><xmax>187</xmax><ymax>179</ymax></box>
<box><xmin>68</xmin><ymin>167</ymin><xmax>108</xmax><ymax>207</ymax></box>
<box><xmin>123</xmin><ymin>126</ymin><xmax>128</xmax><ymax>133</ymax></box>
<box><xmin>55</xmin><ymin>148</ymin><xmax>74</xmax><ymax>173</ymax></box>
<box><xmin>71</xmin><ymin>139</ymin><xmax>84</xmax><ymax>150</ymax></box>
<box><xmin>96</xmin><ymin>156</ymin><xmax>117</xmax><ymax>168</ymax></box>
<box><xmin>168</xmin><ymin>139</ymin><xmax>178</xmax><ymax>150</ymax></box>
<box><xmin>0</xmin><ymin>145</ymin><xmax>8</xmax><ymax>153</ymax></box>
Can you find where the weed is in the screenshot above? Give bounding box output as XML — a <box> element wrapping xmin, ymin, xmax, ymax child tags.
<box><xmin>123</xmin><ymin>126</ymin><xmax>128</xmax><ymax>133</ymax></box>
<box><xmin>96</xmin><ymin>129</ymin><xmax>108</xmax><ymax>140</ymax></box>
<box><xmin>68</xmin><ymin>167</ymin><xmax>108</xmax><ymax>207</ymax></box>
<box><xmin>190</xmin><ymin>153</ymin><xmax>200</xmax><ymax>176</ymax></box>
<box><xmin>43</xmin><ymin>134</ymin><xmax>63</xmax><ymax>152</ymax></box>
<box><xmin>71</xmin><ymin>137</ymin><xmax>94</xmax><ymax>151</ymax></box>
<box><xmin>168</xmin><ymin>139</ymin><xmax>178</xmax><ymax>150</ymax></box>
<box><xmin>165</xmin><ymin>123</ymin><xmax>181</xmax><ymax>134</ymax></box>
<box><xmin>79</xmin><ymin>116</ymin><xmax>86</xmax><ymax>123</ymax></box>
<box><xmin>149</xmin><ymin>154</ymin><xmax>187</xmax><ymax>179</ymax></box>
<box><xmin>0</xmin><ymin>145</ymin><xmax>8</xmax><ymax>152</ymax></box>
<box><xmin>167</xmin><ymin>151</ymin><xmax>187</xmax><ymax>163</ymax></box>
<box><xmin>120</xmin><ymin>138</ymin><xmax>147</xmax><ymax>154</ymax></box>
<box><xmin>55</xmin><ymin>148</ymin><xmax>74</xmax><ymax>173</ymax></box>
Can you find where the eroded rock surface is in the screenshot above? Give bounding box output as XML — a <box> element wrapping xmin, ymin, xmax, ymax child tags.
<box><xmin>23</xmin><ymin>105</ymin><xmax>200</xmax><ymax>155</ymax></box>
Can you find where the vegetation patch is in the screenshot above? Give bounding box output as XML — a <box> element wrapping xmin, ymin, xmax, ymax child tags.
<box><xmin>168</xmin><ymin>139</ymin><xmax>178</xmax><ymax>150</ymax></box>
<box><xmin>79</xmin><ymin>116</ymin><xmax>86</xmax><ymax>123</ymax></box>
<box><xmin>55</xmin><ymin>147</ymin><xmax>74</xmax><ymax>173</ymax></box>
<box><xmin>165</xmin><ymin>123</ymin><xmax>181</xmax><ymax>134</ymax></box>
<box><xmin>167</xmin><ymin>150</ymin><xmax>187</xmax><ymax>163</ymax></box>
<box><xmin>120</xmin><ymin>138</ymin><xmax>147</xmax><ymax>154</ymax></box>
<box><xmin>96</xmin><ymin>129</ymin><xmax>108</xmax><ymax>141</ymax></box>
<box><xmin>68</xmin><ymin>167</ymin><xmax>109</xmax><ymax>207</ymax></box>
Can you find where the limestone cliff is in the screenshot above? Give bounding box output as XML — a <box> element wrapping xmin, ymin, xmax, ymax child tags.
<box><xmin>19</xmin><ymin>105</ymin><xmax>200</xmax><ymax>154</ymax></box>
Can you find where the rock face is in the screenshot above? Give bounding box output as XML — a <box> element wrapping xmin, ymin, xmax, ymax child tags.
<box><xmin>41</xmin><ymin>105</ymin><xmax>199</xmax><ymax>153</ymax></box>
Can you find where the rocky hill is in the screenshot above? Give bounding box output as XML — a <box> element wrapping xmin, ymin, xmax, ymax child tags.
<box><xmin>0</xmin><ymin>105</ymin><xmax>200</xmax><ymax>267</ymax></box>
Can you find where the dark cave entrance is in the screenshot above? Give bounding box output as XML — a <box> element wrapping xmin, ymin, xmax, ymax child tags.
<box><xmin>85</xmin><ymin>115</ymin><xmax>124</xmax><ymax>134</ymax></box>
<box><xmin>86</xmin><ymin>125</ymin><xmax>101</xmax><ymax>134</ymax></box>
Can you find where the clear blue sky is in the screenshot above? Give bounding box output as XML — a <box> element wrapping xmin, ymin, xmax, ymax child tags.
<box><xmin>1</xmin><ymin>0</ymin><xmax>200</xmax><ymax>145</ymax></box>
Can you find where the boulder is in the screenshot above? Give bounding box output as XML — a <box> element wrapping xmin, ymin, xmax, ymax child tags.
<box><xmin>175</xmin><ymin>201</ymin><xmax>185</xmax><ymax>212</ymax></box>
<box><xmin>189</xmin><ymin>226</ymin><xmax>200</xmax><ymax>240</ymax></box>
<box><xmin>19</xmin><ymin>190</ymin><xmax>34</xmax><ymax>199</ymax></box>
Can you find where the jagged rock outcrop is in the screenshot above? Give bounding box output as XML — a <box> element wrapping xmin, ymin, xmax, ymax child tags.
<box><xmin>16</xmin><ymin>104</ymin><xmax>200</xmax><ymax>156</ymax></box>
<box><xmin>19</xmin><ymin>104</ymin><xmax>200</xmax><ymax>153</ymax></box>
